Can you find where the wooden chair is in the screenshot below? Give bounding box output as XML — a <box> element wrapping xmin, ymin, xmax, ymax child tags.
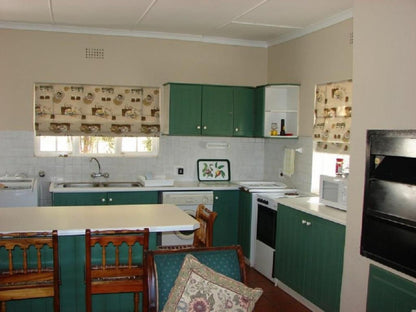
<box><xmin>159</xmin><ymin>204</ymin><xmax>218</xmax><ymax>249</ymax></box>
<box><xmin>0</xmin><ymin>230</ymin><xmax>60</xmax><ymax>312</ymax></box>
<box><xmin>193</xmin><ymin>204</ymin><xmax>218</xmax><ymax>247</ymax></box>
<box><xmin>85</xmin><ymin>228</ymin><xmax>149</xmax><ymax>312</ymax></box>
<box><xmin>146</xmin><ymin>245</ymin><xmax>246</xmax><ymax>312</ymax></box>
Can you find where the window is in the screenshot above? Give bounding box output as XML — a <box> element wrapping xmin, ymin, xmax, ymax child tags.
<box><xmin>35</xmin><ymin>136</ymin><xmax>159</xmax><ymax>157</ymax></box>
<box><xmin>311</xmin><ymin>150</ymin><xmax>349</xmax><ymax>193</ymax></box>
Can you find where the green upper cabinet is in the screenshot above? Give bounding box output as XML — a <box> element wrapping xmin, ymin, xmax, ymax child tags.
<box><xmin>162</xmin><ymin>83</ymin><xmax>255</xmax><ymax>137</ymax></box>
<box><xmin>254</xmin><ymin>86</ymin><xmax>265</xmax><ymax>137</ymax></box>
<box><xmin>202</xmin><ymin>85</ymin><xmax>234</xmax><ymax>136</ymax></box>
<box><xmin>233</xmin><ymin>87</ymin><xmax>255</xmax><ymax>137</ymax></box>
<box><xmin>165</xmin><ymin>83</ymin><xmax>202</xmax><ymax>136</ymax></box>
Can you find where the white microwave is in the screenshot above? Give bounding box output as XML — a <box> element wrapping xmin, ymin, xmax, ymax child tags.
<box><xmin>319</xmin><ymin>175</ymin><xmax>348</xmax><ymax>210</ymax></box>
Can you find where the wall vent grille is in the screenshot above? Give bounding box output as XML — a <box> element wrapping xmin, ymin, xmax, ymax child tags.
<box><xmin>85</xmin><ymin>48</ymin><xmax>104</xmax><ymax>59</ymax></box>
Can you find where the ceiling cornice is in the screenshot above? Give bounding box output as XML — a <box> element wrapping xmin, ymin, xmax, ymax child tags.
<box><xmin>0</xmin><ymin>8</ymin><xmax>352</xmax><ymax>49</ymax></box>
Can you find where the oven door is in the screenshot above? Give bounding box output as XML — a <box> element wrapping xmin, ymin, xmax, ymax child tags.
<box><xmin>257</xmin><ymin>204</ymin><xmax>277</xmax><ymax>248</ymax></box>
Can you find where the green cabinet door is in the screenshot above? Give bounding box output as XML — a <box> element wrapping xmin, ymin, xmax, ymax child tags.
<box><xmin>168</xmin><ymin>83</ymin><xmax>202</xmax><ymax>136</ymax></box>
<box><xmin>201</xmin><ymin>85</ymin><xmax>234</xmax><ymax>136</ymax></box>
<box><xmin>254</xmin><ymin>86</ymin><xmax>265</xmax><ymax>137</ymax></box>
<box><xmin>53</xmin><ymin>191</ymin><xmax>158</xmax><ymax>206</ymax></box>
<box><xmin>275</xmin><ymin>204</ymin><xmax>345</xmax><ymax>312</ymax></box>
<box><xmin>238</xmin><ymin>191</ymin><xmax>252</xmax><ymax>259</ymax></box>
<box><xmin>53</xmin><ymin>192</ymin><xmax>107</xmax><ymax>206</ymax></box>
<box><xmin>109</xmin><ymin>191</ymin><xmax>158</xmax><ymax>205</ymax></box>
<box><xmin>302</xmin><ymin>212</ymin><xmax>345</xmax><ymax>312</ymax></box>
<box><xmin>233</xmin><ymin>87</ymin><xmax>254</xmax><ymax>137</ymax></box>
<box><xmin>367</xmin><ymin>264</ymin><xmax>416</xmax><ymax>312</ymax></box>
<box><xmin>212</xmin><ymin>190</ymin><xmax>239</xmax><ymax>246</ymax></box>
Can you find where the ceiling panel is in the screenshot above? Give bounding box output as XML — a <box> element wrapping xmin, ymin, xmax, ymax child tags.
<box><xmin>135</xmin><ymin>0</ymin><xmax>263</xmax><ymax>34</ymax></box>
<box><xmin>0</xmin><ymin>0</ymin><xmax>353</xmax><ymax>45</ymax></box>
<box><xmin>52</xmin><ymin>0</ymin><xmax>153</xmax><ymax>28</ymax></box>
<box><xmin>0</xmin><ymin>0</ymin><xmax>51</xmax><ymax>23</ymax></box>
<box><xmin>237</xmin><ymin>0</ymin><xmax>353</xmax><ymax>27</ymax></box>
<box><xmin>206</xmin><ymin>22</ymin><xmax>291</xmax><ymax>42</ymax></box>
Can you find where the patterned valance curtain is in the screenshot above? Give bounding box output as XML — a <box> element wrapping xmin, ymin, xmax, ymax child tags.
<box><xmin>34</xmin><ymin>83</ymin><xmax>160</xmax><ymax>137</ymax></box>
<box><xmin>313</xmin><ymin>79</ymin><xmax>352</xmax><ymax>154</ymax></box>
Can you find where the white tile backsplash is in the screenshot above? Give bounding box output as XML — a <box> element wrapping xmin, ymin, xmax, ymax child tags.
<box><xmin>0</xmin><ymin>131</ymin><xmax>313</xmax><ymax>206</ymax></box>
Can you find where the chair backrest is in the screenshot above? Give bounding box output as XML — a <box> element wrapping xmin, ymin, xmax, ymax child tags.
<box><xmin>146</xmin><ymin>245</ymin><xmax>246</xmax><ymax>312</ymax></box>
<box><xmin>85</xmin><ymin>228</ymin><xmax>149</xmax><ymax>312</ymax></box>
<box><xmin>193</xmin><ymin>204</ymin><xmax>218</xmax><ymax>247</ymax></box>
<box><xmin>0</xmin><ymin>230</ymin><xmax>60</xmax><ymax>312</ymax></box>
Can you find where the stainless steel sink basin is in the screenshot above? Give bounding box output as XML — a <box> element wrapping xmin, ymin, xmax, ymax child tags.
<box><xmin>60</xmin><ymin>182</ymin><xmax>143</xmax><ymax>188</ymax></box>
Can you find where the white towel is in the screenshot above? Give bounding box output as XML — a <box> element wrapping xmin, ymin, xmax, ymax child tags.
<box><xmin>283</xmin><ymin>148</ymin><xmax>295</xmax><ymax>176</ymax></box>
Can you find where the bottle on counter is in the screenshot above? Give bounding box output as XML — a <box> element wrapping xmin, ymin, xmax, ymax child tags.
<box><xmin>280</xmin><ymin>119</ymin><xmax>286</xmax><ymax>136</ymax></box>
<box><xmin>270</xmin><ymin>123</ymin><xmax>278</xmax><ymax>136</ymax></box>
<box><xmin>336</xmin><ymin>158</ymin><xmax>344</xmax><ymax>176</ymax></box>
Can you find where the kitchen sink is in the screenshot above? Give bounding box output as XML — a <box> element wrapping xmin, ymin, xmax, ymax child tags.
<box><xmin>59</xmin><ymin>182</ymin><xmax>143</xmax><ymax>188</ymax></box>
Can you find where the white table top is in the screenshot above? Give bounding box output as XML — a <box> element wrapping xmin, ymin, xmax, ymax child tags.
<box><xmin>0</xmin><ymin>204</ymin><xmax>200</xmax><ymax>236</ymax></box>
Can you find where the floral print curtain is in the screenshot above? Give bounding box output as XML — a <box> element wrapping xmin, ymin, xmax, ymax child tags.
<box><xmin>34</xmin><ymin>83</ymin><xmax>160</xmax><ymax>137</ymax></box>
<box><xmin>313</xmin><ymin>79</ymin><xmax>352</xmax><ymax>154</ymax></box>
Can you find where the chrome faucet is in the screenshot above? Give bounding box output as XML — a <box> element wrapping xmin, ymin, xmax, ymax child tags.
<box><xmin>90</xmin><ymin>157</ymin><xmax>110</xmax><ymax>179</ymax></box>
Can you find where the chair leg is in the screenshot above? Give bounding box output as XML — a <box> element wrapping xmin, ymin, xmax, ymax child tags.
<box><xmin>134</xmin><ymin>293</ymin><xmax>139</xmax><ymax>312</ymax></box>
<box><xmin>1</xmin><ymin>301</ymin><xmax>6</xmax><ymax>312</ymax></box>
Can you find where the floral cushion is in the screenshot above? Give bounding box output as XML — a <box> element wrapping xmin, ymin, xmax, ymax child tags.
<box><xmin>162</xmin><ymin>254</ymin><xmax>263</xmax><ymax>312</ymax></box>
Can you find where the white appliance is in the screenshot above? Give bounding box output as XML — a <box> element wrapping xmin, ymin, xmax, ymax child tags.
<box><xmin>0</xmin><ymin>177</ymin><xmax>38</xmax><ymax>207</ymax></box>
<box><xmin>161</xmin><ymin>191</ymin><xmax>213</xmax><ymax>246</ymax></box>
<box><xmin>238</xmin><ymin>181</ymin><xmax>289</xmax><ymax>266</ymax></box>
<box><xmin>253</xmin><ymin>191</ymin><xmax>298</xmax><ymax>282</ymax></box>
<box><xmin>319</xmin><ymin>175</ymin><xmax>348</xmax><ymax>210</ymax></box>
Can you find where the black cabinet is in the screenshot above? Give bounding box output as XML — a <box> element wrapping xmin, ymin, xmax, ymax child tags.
<box><xmin>361</xmin><ymin>129</ymin><xmax>416</xmax><ymax>278</ymax></box>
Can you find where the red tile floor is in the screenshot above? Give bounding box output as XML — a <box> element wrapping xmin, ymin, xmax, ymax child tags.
<box><xmin>245</xmin><ymin>265</ymin><xmax>311</xmax><ymax>312</ymax></box>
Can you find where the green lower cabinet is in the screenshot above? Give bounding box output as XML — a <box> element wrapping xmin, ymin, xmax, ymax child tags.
<box><xmin>238</xmin><ymin>191</ymin><xmax>252</xmax><ymax>259</ymax></box>
<box><xmin>275</xmin><ymin>204</ymin><xmax>345</xmax><ymax>312</ymax></box>
<box><xmin>367</xmin><ymin>265</ymin><xmax>416</xmax><ymax>312</ymax></box>
<box><xmin>212</xmin><ymin>190</ymin><xmax>239</xmax><ymax>246</ymax></box>
<box><xmin>53</xmin><ymin>191</ymin><xmax>158</xmax><ymax>206</ymax></box>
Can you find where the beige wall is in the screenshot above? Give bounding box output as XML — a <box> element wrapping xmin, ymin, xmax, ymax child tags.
<box><xmin>0</xmin><ymin>29</ymin><xmax>267</xmax><ymax>131</ymax></box>
<box><xmin>341</xmin><ymin>1</ymin><xmax>416</xmax><ymax>311</ymax></box>
<box><xmin>268</xmin><ymin>19</ymin><xmax>353</xmax><ymax>137</ymax></box>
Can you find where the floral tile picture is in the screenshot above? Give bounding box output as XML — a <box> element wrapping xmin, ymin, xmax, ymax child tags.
<box><xmin>197</xmin><ymin>159</ymin><xmax>230</xmax><ymax>181</ymax></box>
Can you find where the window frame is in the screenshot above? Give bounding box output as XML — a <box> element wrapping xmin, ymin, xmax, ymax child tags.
<box><xmin>34</xmin><ymin>135</ymin><xmax>159</xmax><ymax>157</ymax></box>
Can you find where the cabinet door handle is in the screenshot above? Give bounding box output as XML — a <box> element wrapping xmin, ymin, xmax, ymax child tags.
<box><xmin>235</xmin><ymin>128</ymin><xmax>239</xmax><ymax>132</ymax></box>
<box><xmin>197</xmin><ymin>125</ymin><xmax>201</xmax><ymax>129</ymax></box>
<box><xmin>101</xmin><ymin>198</ymin><xmax>106</xmax><ymax>202</ymax></box>
<box><xmin>203</xmin><ymin>126</ymin><xmax>207</xmax><ymax>130</ymax></box>
<box><xmin>302</xmin><ymin>220</ymin><xmax>307</xmax><ymax>224</ymax></box>
<box><xmin>215</xmin><ymin>196</ymin><xmax>219</xmax><ymax>200</ymax></box>
<box><xmin>306</xmin><ymin>221</ymin><xmax>311</xmax><ymax>226</ymax></box>
<box><xmin>108</xmin><ymin>198</ymin><xmax>113</xmax><ymax>202</ymax></box>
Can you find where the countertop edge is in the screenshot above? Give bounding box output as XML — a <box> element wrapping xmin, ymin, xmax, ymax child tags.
<box><xmin>49</xmin><ymin>182</ymin><xmax>240</xmax><ymax>193</ymax></box>
<box><xmin>277</xmin><ymin>196</ymin><xmax>347</xmax><ymax>225</ymax></box>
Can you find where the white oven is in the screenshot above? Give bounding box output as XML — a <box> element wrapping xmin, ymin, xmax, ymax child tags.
<box><xmin>238</xmin><ymin>181</ymin><xmax>288</xmax><ymax>266</ymax></box>
<box><xmin>253</xmin><ymin>191</ymin><xmax>298</xmax><ymax>282</ymax></box>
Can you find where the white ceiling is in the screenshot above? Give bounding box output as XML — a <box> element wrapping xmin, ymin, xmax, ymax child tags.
<box><xmin>0</xmin><ymin>0</ymin><xmax>353</xmax><ymax>47</ymax></box>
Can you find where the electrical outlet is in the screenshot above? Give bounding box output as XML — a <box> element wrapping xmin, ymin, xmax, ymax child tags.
<box><xmin>174</xmin><ymin>166</ymin><xmax>184</xmax><ymax>176</ymax></box>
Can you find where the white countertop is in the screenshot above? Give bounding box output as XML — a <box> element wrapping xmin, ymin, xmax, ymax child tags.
<box><xmin>0</xmin><ymin>204</ymin><xmax>200</xmax><ymax>236</ymax></box>
<box><xmin>49</xmin><ymin>181</ymin><xmax>240</xmax><ymax>193</ymax></box>
<box><xmin>277</xmin><ymin>196</ymin><xmax>347</xmax><ymax>225</ymax></box>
